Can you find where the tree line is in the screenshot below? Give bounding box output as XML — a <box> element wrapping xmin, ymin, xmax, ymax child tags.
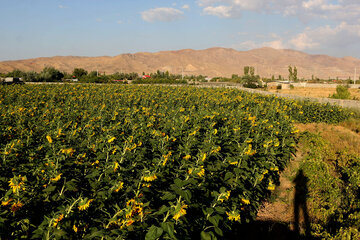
<box><xmin>0</xmin><ymin>67</ymin><xmax>208</xmax><ymax>84</ymax></box>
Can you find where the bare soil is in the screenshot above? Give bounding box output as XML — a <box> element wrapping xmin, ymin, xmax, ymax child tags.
<box><xmin>256</xmin><ymin>144</ymin><xmax>304</xmax><ymax>228</ymax></box>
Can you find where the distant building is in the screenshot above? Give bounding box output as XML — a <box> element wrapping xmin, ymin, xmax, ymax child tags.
<box><xmin>64</xmin><ymin>79</ymin><xmax>78</xmax><ymax>82</ymax></box>
<box><xmin>1</xmin><ymin>77</ymin><xmax>25</xmax><ymax>85</ymax></box>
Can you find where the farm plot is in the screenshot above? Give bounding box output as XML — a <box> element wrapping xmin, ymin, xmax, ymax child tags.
<box><xmin>0</xmin><ymin>85</ymin><xmax>352</xmax><ymax>239</ymax></box>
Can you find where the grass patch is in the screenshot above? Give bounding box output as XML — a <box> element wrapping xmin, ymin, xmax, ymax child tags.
<box><xmin>340</xmin><ymin>117</ymin><xmax>360</xmax><ymax>134</ymax></box>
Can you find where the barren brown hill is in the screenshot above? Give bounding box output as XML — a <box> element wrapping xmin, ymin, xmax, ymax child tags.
<box><xmin>1</xmin><ymin>47</ymin><xmax>360</xmax><ymax>79</ymax></box>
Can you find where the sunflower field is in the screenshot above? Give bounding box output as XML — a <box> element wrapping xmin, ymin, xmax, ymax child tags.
<box><xmin>0</xmin><ymin>84</ymin><xmax>352</xmax><ymax>239</ymax></box>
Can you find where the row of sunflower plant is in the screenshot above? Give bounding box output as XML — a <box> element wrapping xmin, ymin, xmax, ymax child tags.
<box><xmin>0</xmin><ymin>84</ymin><xmax>352</xmax><ymax>239</ymax></box>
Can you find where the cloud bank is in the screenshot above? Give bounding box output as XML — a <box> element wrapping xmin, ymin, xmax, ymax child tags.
<box><xmin>199</xmin><ymin>0</ymin><xmax>360</xmax><ymax>54</ymax></box>
<box><xmin>141</xmin><ymin>7</ymin><xmax>184</xmax><ymax>22</ymax></box>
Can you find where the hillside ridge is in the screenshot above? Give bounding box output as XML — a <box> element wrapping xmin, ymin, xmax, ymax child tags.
<box><xmin>1</xmin><ymin>47</ymin><xmax>359</xmax><ymax>79</ymax></box>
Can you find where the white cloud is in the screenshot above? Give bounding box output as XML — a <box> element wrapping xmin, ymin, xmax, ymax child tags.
<box><xmin>203</xmin><ymin>5</ymin><xmax>234</xmax><ymax>18</ymax></box>
<box><xmin>117</xmin><ymin>20</ymin><xmax>123</xmax><ymax>24</ymax></box>
<box><xmin>58</xmin><ymin>5</ymin><xmax>67</xmax><ymax>9</ymax></box>
<box><xmin>197</xmin><ymin>0</ymin><xmax>360</xmax><ymax>23</ymax></box>
<box><xmin>96</xmin><ymin>18</ymin><xmax>103</xmax><ymax>23</ymax></box>
<box><xmin>182</xmin><ymin>4</ymin><xmax>190</xmax><ymax>10</ymax></box>
<box><xmin>289</xmin><ymin>22</ymin><xmax>360</xmax><ymax>50</ymax></box>
<box><xmin>232</xmin><ymin>22</ymin><xmax>360</xmax><ymax>54</ymax></box>
<box><xmin>141</xmin><ymin>7</ymin><xmax>184</xmax><ymax>22</ymax></box>
<box><xmin>231</xmin><ymin>40</ymin><xmax>261</xmax><ymax>50</ymax></box>
<box><xmin>263</xmin><ymin>40</ymin><xmax>286</xmax><ymax>49</ymax></box>
<box><xmin>230</xmin><ymin>32</ymin><xmax>288</xmax><ymax>50</ymax></box>
<box><xmin>289</xmin><ymin>31</ymin><xmax>319</xmax><ymax>50</ymax></box>
<box><xmin>302</xmin><ymin>0</ymin><xmax>326</xmax><ymax>9</ymax></box>
<box><xmin>200</xmin><ymin>0</ymin><xmax>265</xmax><ymax>18</ymax></box>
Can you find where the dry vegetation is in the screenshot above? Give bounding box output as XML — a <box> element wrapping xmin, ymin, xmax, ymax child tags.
<box><xmin>268</xmin><ymin>87</ymin><xmax>360</xmax><ymax>100</ymax></box>
<box><xmin>257</xmin><ymin>118</ymin><xmax>360</xmax><ymax>238</ymax></box>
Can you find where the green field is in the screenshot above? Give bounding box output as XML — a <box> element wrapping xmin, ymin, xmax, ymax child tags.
<box><xmin>0</xmin><ymin>84</ymin><xmax>356</xmax><ymax>239</ymax></box>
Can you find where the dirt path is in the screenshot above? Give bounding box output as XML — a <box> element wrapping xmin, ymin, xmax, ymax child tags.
<box><xmin>256</xmin><ymin>150</ymin><xmax>302</xmax><ymax>224</ymax></box>
<box><xmin>252</xmin><ymin>121</ymin><xmax>360</xmax><ymax>239</ymax></box>
<box><xmin>256</xmin><ymin>144</ymin><xmax>305</xmax><ymax>230</ymax></box>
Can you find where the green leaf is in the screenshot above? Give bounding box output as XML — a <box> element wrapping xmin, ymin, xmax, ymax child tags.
<box><xmin>53</xmin><ymin>228</ymin><xmax>67</xmax><ymax>238</ymax></box>
<box><xmin>180</xmin><ymin>189</ymin><xmax>192</xmax><ymax>203</ymax></box>
<box><xmin>161</xmin><ymin>192</ymin><xmax>176</xmax><ymax>201</ymax></box>
<box><xmin>174</xmin><ymin>178</ymin><xmax>183</xmax><ymax>188</ymax></box>
<box><xmin>203</xmin><ymin>207</ymin><xmax>214</xmax><ymax>216</ymax></box>
<box><xmin>43</xmin><ymin>185</ymin><xmax>56</xmax><ymax>193</ymax></box>
<box><xmin>84</xmin><ymin>228</ymin><xmax>104</xmax><ymax>238</ymax></box>
<box><xmin>214</xmin><ymin>226</ymin><xmax>223</xmax><ymax>237</ymax></box>
<box><xmin>183</xmin><ymin>178</ymin><xmax>197</xmax><ymax>186</ymax></box>
<box><xmin>214</xmin><ymin>207</ymin><xmax>225</xmax><ymax>214</ymax></box>
<box><xmin>145</xmin><ymin>225</ymin><xmax>163</xmax><ymax>240</ymax></box>
<box><xmin>224</xmin><ymin>172</ymin><xmax>234</xmax><ymax>181</ymax></box>
<box><xmin>200</xmin><ymin>231</ymin><xmax>216</xmax><ymax>240</ymax></box>
<box><xmin>154</xmin><ymin>205</ymin><xmax>169</xmax><ymax>215</ymax></box>
<box><xmin>65</xmin><ymin>180</ymin><xmax>78</xmax><ymax>191</ymax></box>
<box><xmin>160</xmin><ymin>222</ymin><xmax>176</xmax><ymax>239</ymax></box>
<box><xmin>208</xmin><ymin>214</ymin><xmax>222</xmax><ymax>227</ymax></box>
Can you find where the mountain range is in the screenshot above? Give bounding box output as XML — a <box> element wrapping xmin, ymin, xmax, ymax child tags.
<box><xmin>1</xmin><ymin>47</ymin><xmax>359</xmax><ymax>79</ymax></box>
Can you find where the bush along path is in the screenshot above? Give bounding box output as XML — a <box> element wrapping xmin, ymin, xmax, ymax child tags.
<box><xmin>254</xmin><ymin>121</ymin><xmax>360</xmax><ymax>240</ymax></box>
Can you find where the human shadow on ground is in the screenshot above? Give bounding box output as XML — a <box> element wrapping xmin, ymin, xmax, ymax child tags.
<box><xmin>293</xmin><ymin>169</ymin><xmax>311</xmax><ymax>237</ymax></box>
<box><xmin>223</xmin><ymin>169</ymin><xmax>316</xmax><ymax>240</ymax></box>
<box><xmin>224</xmin><ymin>220</ymin><xmax>317</xmax><ymax>240</ymax></box>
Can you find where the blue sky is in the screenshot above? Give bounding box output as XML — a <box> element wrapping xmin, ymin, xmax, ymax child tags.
<box><xmin>1</xmin><ymin>0</ymin><xmax>360</xmax><ymax>60</ymax></box>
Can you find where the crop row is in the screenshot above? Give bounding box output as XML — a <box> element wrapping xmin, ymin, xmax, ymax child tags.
<box><xmin>0</xmin><ymin>85</ymin><xmax>352</xmax><ymax>239</ymax></box>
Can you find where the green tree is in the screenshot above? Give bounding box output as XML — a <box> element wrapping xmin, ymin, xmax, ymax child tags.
<box><xmin>22</xmin><ymin>71</ymin><xmax>39</xmax><ymax>82</ymax></box>
<box><xmin>6</xmin><ymin>69</ymin><xmax>25</xmax><ymax>78</ymax></box>
<box><xmin>88</xmin><ymin>71</ymin><xmax>98</xmax><ymax>77</ymax></box>
<box><xmin>242</xmin><ymin>74</ymin><xmax>262</xmax><ymax>88</ymax></box>
<box><xmin>244</xmin><ymin>66</ymin><xmax>250</xmax><ymax>76</ymax></box>
<box><xmin>249</xmin><ymin>66</ymin><xmax>255</xmax><ymax>76</ymax></box>
<box><xmin>72</xmin><ymin>68</ymin><xmax>88</xmax><ymax>79</ymax></box>
<box><xmin>38</xmin><ymin>67</ymin><xmax>64</xmax><ymax>82</ymax></box>
<box><xmin>293</xmin><ymin>66</ymin><xmax>298</xmax><ymax>81</ymax></box>
<box><xmin>288</xmin><ymin>65</ymin><xmax>293</xmax><ymax>81</ymax></box>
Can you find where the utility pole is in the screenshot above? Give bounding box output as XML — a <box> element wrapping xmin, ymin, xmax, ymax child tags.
<box><xmin>355</xmin><ymin>67</ymin><xmax>357</xmax><ymax>85</ymax></box>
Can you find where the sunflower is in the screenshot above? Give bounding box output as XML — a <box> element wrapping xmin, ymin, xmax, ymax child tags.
<box><xmin>173</xmin><ymin>203</ymin><xmax>188</xmax><ymax>221</ymax></box>
<box><xmin>78</xmin><ymin>199</ymin><xmax>93</xmax><ymax>211</ymax></box>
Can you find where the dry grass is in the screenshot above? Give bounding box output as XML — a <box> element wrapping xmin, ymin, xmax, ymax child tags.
<box><xmin>257</xmin><ymin>121</ymin><xmax>360</xmax><ymax>233</ymax></box>
<box><xmin>295</xmin><ymin>122</ymin><xmax>360</xmax><ymax>155</ymax></box>
<box><xmin>340</xmin><ymin>118</ymin><xmax>360</xmax><ymax>134</ymax></box>
<box><xmin>268</xmin><ymin>87</ymin><xmax>360</xmax><ymax>100</ymax></box>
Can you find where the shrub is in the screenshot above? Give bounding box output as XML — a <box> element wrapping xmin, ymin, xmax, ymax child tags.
<box><xmin>330</xmin><ymin>85</ymin><xmax>351</xmax><ymax>99</ymax></box>
<box><xmin>299</xmin><ymin>132</ymin><xmax>360</xmax><ymax>239</ymax></box>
